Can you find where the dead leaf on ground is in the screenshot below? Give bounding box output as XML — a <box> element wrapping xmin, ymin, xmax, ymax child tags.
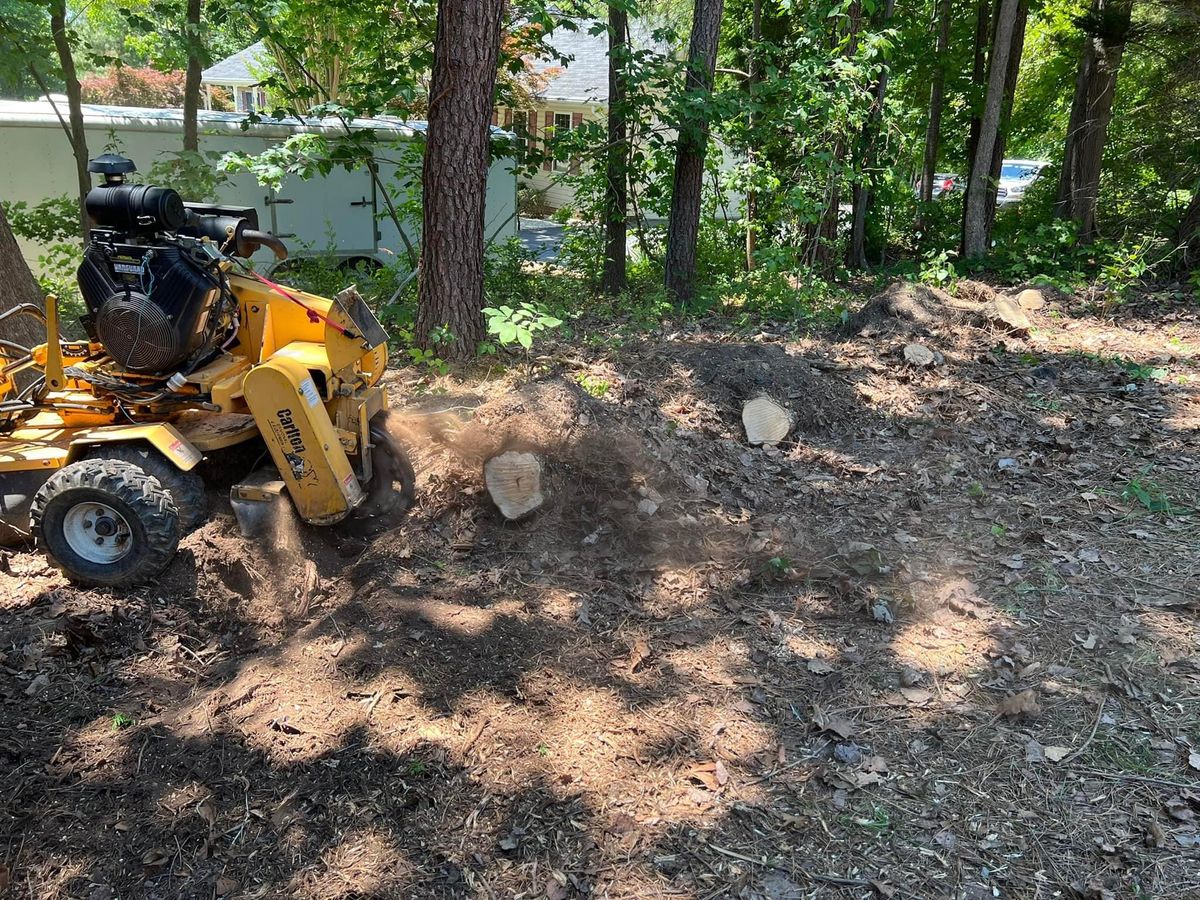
<box><xmin>627</xmin><ymin>638</ymin><xmax>651</xmax><ymax>674</ymax></box>
<box><xmin>997</xmin><ymin>689</ymin><xmax>1041</xmax><ymax>719</ymax></box>
<box><xmin>1043</xmin><ymin>745</ymin><xmax>1071</xmax><ymax>762</ymax></box>
<box><xmin>807</xmin><ymin>657</ymin><xmax>834</xmax><ymax>675</ymax></box>
<box><xmin>686</xmin><ymin>760</ymin><xmax>730</xmax><ymax>791</ymax></box>
<box><xmin>812</xmin><ymin>704</ymin><xmax>856</xmax><ymax>739</ymax></box>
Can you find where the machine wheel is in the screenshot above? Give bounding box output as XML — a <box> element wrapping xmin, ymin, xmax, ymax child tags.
<box><xmin>356</xmin><ymin>424</ymin><xmax>416</xmax><ymax>522</ymax></box>
<box><xmin>30</xmin><ymin>459</ymin><xmax>180</xmax><ymax>587</ymax></box>
<box><xmin>85</xmin><ymin>444</ymin><xmax>207</xmax><ymax>532</ymax></box>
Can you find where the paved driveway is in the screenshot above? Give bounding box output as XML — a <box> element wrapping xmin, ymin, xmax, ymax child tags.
<box><xmin>519</xmin><ymin>218</ymin><xmax>566</xmax><ymax>261</ymax></box>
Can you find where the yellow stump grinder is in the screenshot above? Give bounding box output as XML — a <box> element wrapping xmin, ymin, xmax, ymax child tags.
<box><xmin>0</xmin><ymin>155</ymin><xmax>414</xmax><ymax>586</ymax></box>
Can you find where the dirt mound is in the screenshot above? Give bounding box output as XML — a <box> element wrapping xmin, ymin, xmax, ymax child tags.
<box><xmin>374</xmin><ymin>378</ymin><xmax>727</xmax><ymax>571</ymax></box>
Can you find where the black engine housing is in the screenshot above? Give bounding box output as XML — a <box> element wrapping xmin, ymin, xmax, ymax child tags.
<box><xmin>77</xmin><ymin>239</ymin><xmax>219</xmax><ymax>374</ymax></box>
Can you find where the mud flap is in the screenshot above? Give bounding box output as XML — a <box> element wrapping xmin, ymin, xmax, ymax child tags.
<box><xmin>0</xmin><ymin>470</ymin><xmax>52</xmax><ymax>546</ymax></box>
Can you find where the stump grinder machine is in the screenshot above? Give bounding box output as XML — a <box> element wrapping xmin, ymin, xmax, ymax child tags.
<box><xmin>0</xmin><ymin>155</ymin><xmax>414</xmax><ymax>586</ymax></box>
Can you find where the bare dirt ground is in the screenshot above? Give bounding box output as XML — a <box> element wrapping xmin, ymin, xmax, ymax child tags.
<box><xmin>2</xmin><ymin>285</ymin><xmax>1199</xmax><ymax>899</ymax></box>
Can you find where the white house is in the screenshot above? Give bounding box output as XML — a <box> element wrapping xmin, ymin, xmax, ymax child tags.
<box><xmin>200</xmin><ymin>41</ymin><xmax>270</xmax><ymax>113</ymax></box>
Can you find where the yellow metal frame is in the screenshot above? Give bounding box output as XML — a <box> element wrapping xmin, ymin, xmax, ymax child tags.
<box><xmin>0</xmin><ymin>265</ymin><xmax>391</xmax><ymax>527</ymax></box>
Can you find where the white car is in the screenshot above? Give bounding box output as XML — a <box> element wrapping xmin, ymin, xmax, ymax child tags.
<box><xmin>996</xmin><ymin>159</ymin><xmax>1049</xmax><ymax>206</ymax></box>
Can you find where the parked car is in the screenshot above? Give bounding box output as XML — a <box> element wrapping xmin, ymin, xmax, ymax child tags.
<box><xmin>914</xmin><ymin>172</ymin><xmax>960</xmax><ymax>199</ymax></box>
<box><xmin>996</xmin><ymin>158</ymin><xmax>1049</xmax><ymax>206</ymax></box>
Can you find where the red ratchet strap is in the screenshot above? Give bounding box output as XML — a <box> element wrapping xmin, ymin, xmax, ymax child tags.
<box><xmin>243</xmin><ymin>268</ymin><xmax>357</xmax><ymax>338</ymax></box>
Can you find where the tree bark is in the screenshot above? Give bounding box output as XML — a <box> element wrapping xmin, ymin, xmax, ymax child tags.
<box><xmin>601</xmin><ymin>2</ymin><xmax>628</xmax><ymax>296</ymax></box>
<box><xmin>183</xmin><ymin>0</ymin><xmax>203</xmax><ymax>153</ymax></box>
<box><xmin>962</xmin><ymin>0</ymin><xmax>1019</xmax><ymax>259</ymax></box>
<box><xmin>415</xmin><ymin>0</ymin><xmax>507</xmax><ymax>357</ymax></box>
<box><xmin>0</xmin><ymin>204</ymin><xmax>45</xmax><ymax>354</ymax></box>
<box><xmin>663</xmin><ymin>0</ymin><xmax>725</xmax><ymax>306</ymax></box>
<box><xmin>961</xmin><ymin>0</ymin><xmax>991</xmax><ymax>238</ymax></box>
<box><xmin>1054</xmin><ymin>0</ymin><xmax>1132</xmax><ymax>242</ymax></box>
<box><xmin>48</xmin><ymin>0</ymin><xmax>90</xmax><ymax>242</ymax></box>
<box><xmin>847</xmin><ymin>0</ymin><xmax>896</xmax><ymax>269</ymax></box>
<box><xmin>920</xmin><ymin>0</ymin><xmax>952</xmax><ymax>206</ymax></box>
<box><xmin>982</xmin><ymin>0</ymin><xmax>1029</xmax><ymax>231</ymax></box>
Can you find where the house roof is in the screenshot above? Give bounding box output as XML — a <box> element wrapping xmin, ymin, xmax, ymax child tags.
<box><xmin>530</xmin><ymin>18</ymin><xmax>664</xmax><ymax>104</ymax></box>
<box><xmin>201</xmin><ymin>41</ymin><xmax>269</xmax><ymax>87</ymax></box>
<box><xmin>200</xmin><ymin>20</ymin><xmax>666</xmax><ymax>104</ymax></box>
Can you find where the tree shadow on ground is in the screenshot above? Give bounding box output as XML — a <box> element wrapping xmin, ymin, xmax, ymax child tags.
<box><xmin>2</xmin><ymin>309</ymin><xmax>1199</xmax><ymax>899</ymax></box>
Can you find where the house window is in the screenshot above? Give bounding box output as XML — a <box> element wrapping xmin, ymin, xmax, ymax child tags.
<box><xmin>552</xmin><ymin>112</ymin><xmax>572</xmax><ymax>172</ymax></box>
<box><xmin>237</xmin><ymin>89</ymin><xmax>267</xmax><ymax>113</ymax></box>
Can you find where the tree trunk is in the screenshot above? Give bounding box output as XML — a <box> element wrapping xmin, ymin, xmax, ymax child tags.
<box><xmin>415</xmin><ymin>0</ymin><xmax>507</xmax><ymax>357</ymax></box>
<box><xmin>0</xmin><ymin>205</ymin><xmax>45</xmax><ymax>354</ymax></box>
<box><xmin>49</xmin><ymin>0</ymin><xmax>90</xmax><ymax>241</ymax></box>
<box><xmin>663</xmin><ymin>0</ymin><xmax>725</xmax><ymax>306</ymax></box>
<box><xmin>962</xmin><ymin>0</ymin><xmax>1019</xmax><ymax>259</ymax></box>
<box><xmin>848</xmin><ymin>0</ymin><xmax>896</xmax><ymax>270</ymax></box>
<box><xmin>1054</xmin><ymin>0</ymin><xmax>1132</xmax><ymax>242</ymax></box>
<box><xmin>961</xmin><ymin>0</ymin><xmax>991</xmax><ymax>238</ymax></box>
<box><xmin>601</xmin><ymin>3</ymin><xmax>628</xmax><ymax>296</ymax></box>
<box><xmin>983</xmin><ymin>0</ymin><xmax>1029</xmax><ymax>232</ymax></box>
<box><xmin>183</xmin><ymin>0</ymin><xmax>203</xmax><ymax>153</ymax></box>
<box><xmin>920</xmin><ymin>0</ymin><xmax>952</xmax><ymax>207</ymax></box>
<box><xmin>744</xmin><ymin>0</ymin><xmax>761</xmax><ymax>271</ymax></box>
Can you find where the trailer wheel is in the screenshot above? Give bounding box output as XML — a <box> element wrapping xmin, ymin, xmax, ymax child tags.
<box><xmin>84</xmin><ymin>444</ymin><xmax>207</xmax><ymax>532</ymax></box>
<box><xmin>30</xmin><ymin>459</ymin><xmax>180</xmax><ymax>587</ymax></box>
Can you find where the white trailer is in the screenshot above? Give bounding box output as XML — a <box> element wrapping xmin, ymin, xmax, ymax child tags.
<box><xmin>0</xmin><ymin>100</ymin><xmax>518</xmax><ymax>270</ymax></box>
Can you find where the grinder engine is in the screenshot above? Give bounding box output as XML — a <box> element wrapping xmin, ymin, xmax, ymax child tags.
<box><xmin>76</xmin><ymin>154</ymin><xmax>286</xmax><ymax>375</ymax></box>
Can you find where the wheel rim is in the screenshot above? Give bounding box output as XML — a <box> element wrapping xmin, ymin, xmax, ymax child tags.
<box><xmin>62</xmin><ymin>501</ymin><xmax>133</xmax><ymax>564</ymax></box>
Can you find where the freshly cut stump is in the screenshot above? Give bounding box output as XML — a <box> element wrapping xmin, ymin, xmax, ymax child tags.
<box><xmin>742</xmin><ymin>396</ymin><xmax>791</xmax><ymax>446</ymax></box>
<box><xmin>484</xmin><ymin>451</ymin><xmax>545</xmax><ymax>520</ymax></box>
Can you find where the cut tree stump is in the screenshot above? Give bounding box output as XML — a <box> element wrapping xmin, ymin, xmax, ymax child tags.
<box><xmin>484</xmin><ymin>451</ymin><xmax>545</xmax><ymax>519</ymax></box>
<box><xmin>1016</xmin><ymin>288</ymin><xmax>1047</xmax><ymax>310</ymax></box>
<box><xmin>988</xmin><ymin>295</ymin><xmax>1032</xmax><ymax>334</ymax></box>
<box><xmin>742</xmin><ymin>396</ymin><xmax>791</xmax><ymax>446</ymax></box>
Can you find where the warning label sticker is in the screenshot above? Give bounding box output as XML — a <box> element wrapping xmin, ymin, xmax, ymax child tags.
<box><xmin>299</xmin><ymin>378</ymin><xmax>320</xmax><ymax>408</ymax></box>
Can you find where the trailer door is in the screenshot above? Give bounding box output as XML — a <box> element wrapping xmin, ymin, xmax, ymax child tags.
<box><xmin>268</xmin><ymin>165</ymin><xmax>378</xmax><ymax>260</ymax></box>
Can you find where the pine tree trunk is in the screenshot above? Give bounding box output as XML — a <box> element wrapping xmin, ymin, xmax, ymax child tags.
<box><xmin>601</xmin><ymin>3</ymin><xmax>629</xmax><ymax>296</ymax></box>
<box><xmin>920</xmin><ymin>0</ymin><xmax>952</xmax><ymax>206</ymax></box>
<box><xmin>962</xmin><ymin>0</ymin><xmax>1019</xmax><ymax>259</ymax></box>
<box><xmin>847</xmin><ymin>0</ymin><xmax>896</xmax><ymax>270</ymax></box>
<box><xmin>183</xmin><ymin>0</ymin><xmax>203</xmax><ymax>153</ymax></box>
<box><xmin>49</xmin><ymin>0</ymin><xmax>90</xmax><ymax>241</ymax></box>
<box><xmin>663</xmin><ymin>0</ymin><xmax>725</xmax><ymax>305</ymax></box>
<box><xmin>0</xmin><ymin>205</ymin><xmax>45</xmax><ymax>353</ymax></box>
<box><xmin>415</xmin><ymin>0</ymin><xmax>507</xmax><ymax>357</ymax></box>
<box><xmin>1054</xmin><ymin>0</ymin><xmax>1132</xmax><ymax>242</ymax></box>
